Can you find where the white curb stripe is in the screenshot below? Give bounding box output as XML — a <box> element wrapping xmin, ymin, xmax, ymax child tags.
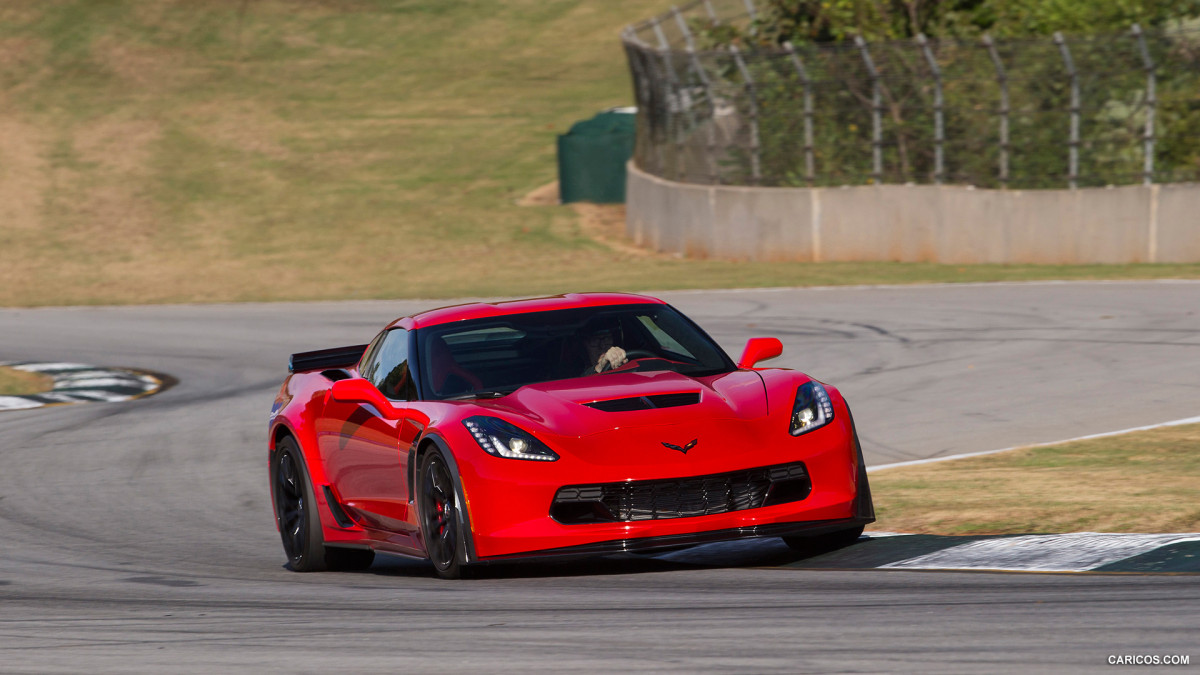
<box><xmin>880</xmin><ymin>532</ymin><xmax>1200</xmax><ymax>572</ymax></box>
<box><xmin>54</xmin><ymin>377</ymin><xmax>150</xmax><ymax>389</ymax></box>
<box><xmin>9</xmin><ymin>362</ymin><xmax>95</xmax><ymax>372</ymax></box>
<box><xmin>868</xmin><ymin>414</ymin><xmax>1200</xmax><ymax>473</ymax></box>
<box><xmin>0</xmin><ymin>396</ymin><xmax>46</xmax><ymax>411</ymax></box>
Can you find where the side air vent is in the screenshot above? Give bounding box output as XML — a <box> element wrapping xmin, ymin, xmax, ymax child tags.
<box><xmin>322</xmin><ymin>485</ymin><xmax>357</xmax><ymax>528</ymax></box>
<box><xmin>585</xmin><ymin>392</ymin><xmax>701</xmax><ymax>412</ymax></box>
<box><xmin>321</xmin><ymin>369</ymin><xmax>352</xmax><ymax>382</ymax></box>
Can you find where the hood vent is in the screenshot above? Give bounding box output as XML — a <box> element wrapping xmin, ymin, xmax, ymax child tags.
<box><xmin>584</xmin><ymin>392</ymin><xmax>701</xmax><ymax>412</ymax></box>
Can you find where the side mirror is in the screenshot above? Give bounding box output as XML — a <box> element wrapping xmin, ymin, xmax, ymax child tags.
<box><xmin>330</xmin><ymin>378</ymin><xmax>402</xmax><ymax>419</ymax></box>
<box><xmin>737</xmin><ymin>337</ymin><xmax>783</xmax><ymax>369</ymax></box>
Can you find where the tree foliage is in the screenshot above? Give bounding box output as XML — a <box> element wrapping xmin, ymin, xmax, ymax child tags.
<box><xmin>752</xmin><ymin>0</ymin><xmax>1200</xmax><ymax>45</ymax></box>
<box><xmin>628</xmin><ymin>1</ymin><xmax>1200</xmax><ymax>188</ymax></box>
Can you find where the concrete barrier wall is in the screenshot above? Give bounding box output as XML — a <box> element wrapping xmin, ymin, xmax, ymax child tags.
<box><xmin>626</xmin><ymin>162</ymin><xmax>1200</xmax><ymax>264</ymax></box>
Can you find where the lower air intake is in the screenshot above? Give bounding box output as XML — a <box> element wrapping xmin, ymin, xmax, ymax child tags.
<box><xmin>551</xmin><ymin>461</ymin><xmax>811</xmax><ymax>524</ymax></box>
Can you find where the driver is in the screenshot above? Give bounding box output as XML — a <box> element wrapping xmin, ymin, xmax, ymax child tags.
<box><xmin>582</xmin><ymin>327</ymin><xmax>628</xmax><ymax>375</ymax></box>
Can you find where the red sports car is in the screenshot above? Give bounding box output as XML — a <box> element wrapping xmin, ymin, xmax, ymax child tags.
<box><xmin>268</xmin><ymin>293</ymin><xmax>873</xmax><ymax>578</ymax></box>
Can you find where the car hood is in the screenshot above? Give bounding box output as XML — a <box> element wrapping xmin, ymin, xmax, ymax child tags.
<box><xmin>475</xmin><ymin>369</ymin><xmax>769</xmax><ymax>439</ymax></box>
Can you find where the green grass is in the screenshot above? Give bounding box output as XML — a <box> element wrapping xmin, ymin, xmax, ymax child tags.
<box><xmin>0</xmin><ymin>366</ymin><xmax>53</xmax><ymax>396</ymax></box>
<box><xmin>869</xmin><ymin>422</ymin><xmax>1200</xmax><ymax>535</ymax></box>
<box><xmin>2</xmin><ymin>1</ymin><xmax>1200</xmax><ymax>307</ymax></box>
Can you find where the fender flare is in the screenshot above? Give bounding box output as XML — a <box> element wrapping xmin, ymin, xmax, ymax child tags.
<box><xmin>413</xmin><ymin>430</ymin><xmax>481</xmax><ymax>564</ymax></box>
<box><xmin>844</xmin><ymin>406</ymin><xmax>876</xmax><ymax>523</ymax></box>
<box><xmin>269</xmin><ymin>418</ymin><xmax>331</xmax><ymax>487</ymax></box>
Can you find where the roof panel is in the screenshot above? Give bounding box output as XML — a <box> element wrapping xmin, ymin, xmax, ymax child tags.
<box><xmin>388</xmin><ymin>293</ymin><xmax>665</xmax><ymax>330</ymax></box>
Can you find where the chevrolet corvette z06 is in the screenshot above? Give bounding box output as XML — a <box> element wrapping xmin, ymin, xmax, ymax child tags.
<box><xmin>268</xmin><ymin>293</ymin><xmax>873</xmax><ymax>578</ymax></box>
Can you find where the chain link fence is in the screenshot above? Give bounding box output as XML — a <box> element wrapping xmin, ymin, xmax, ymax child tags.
<box><xmin>622</xmin><ymin>0</ymin><xmax>1200</xmax><ymax>189</ymax></box>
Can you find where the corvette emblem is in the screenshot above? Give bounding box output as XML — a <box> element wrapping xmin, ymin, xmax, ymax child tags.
<box><xmin>662</xmin><ymin>439</ymin><xmax>698</xmax><ymax>454</ymax></box>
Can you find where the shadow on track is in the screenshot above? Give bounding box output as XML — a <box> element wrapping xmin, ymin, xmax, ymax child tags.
<box><xmin>347</xmin><ymin>537</ymin><xmax>826</xmax><ymax>580</ymax></box>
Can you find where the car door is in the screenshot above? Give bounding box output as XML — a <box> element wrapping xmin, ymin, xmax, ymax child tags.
<box><xmin>323</xmin><ymin>328</ymin><xmax>418</xmax><ymax>531</ymax></box>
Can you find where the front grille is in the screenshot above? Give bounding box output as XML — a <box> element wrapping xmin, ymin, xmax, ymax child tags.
<box><xmin>551</xmin><ymin>461</ymin><xmax>810</xmax><ymax>524</ymax></box>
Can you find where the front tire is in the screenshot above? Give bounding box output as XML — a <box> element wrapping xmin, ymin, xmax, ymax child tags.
<box><xmin>271</xmin><ymin>437</ymin><xmax>327</xmax><ymax>572</ymax></box>
<box><xmin>417</xmin><ymin>448</ymin><xmax>473</xmax><ymax>580</ymax></box>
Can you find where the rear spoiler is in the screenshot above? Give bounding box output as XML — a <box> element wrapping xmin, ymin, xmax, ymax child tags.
<box><xmin>288</xmin><ymin>344</ymin><xmax>369</xmax><ymax>373</ymax></box>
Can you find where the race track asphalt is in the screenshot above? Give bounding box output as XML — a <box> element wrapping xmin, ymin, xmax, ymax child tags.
<box><xmin>1</xmin><ymin>281</ymin><xmax>1197</xmax><ymax>672</ymax></box>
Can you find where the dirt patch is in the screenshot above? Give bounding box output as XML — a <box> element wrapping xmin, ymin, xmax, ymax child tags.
<box><xmin>187</xmin><ymin>99</ymin><xmax>294</xmax><ymax>161</ymax></box>
<box><xmin>519</xmin><ymin>180</ymin><xmax>659</xmax><ymax>258</ymax></box>
<box><xmin>517</xmin><ymin>179</ymin><xmax>559</xmax><ymax>206</ymax></box>
<box><xmin>571</xmin><ymin>202</ymin><xmax>659</xmax><ymax>258</ymax></box>
<box><xmin>74</xmin><ymin>116</ymin><xmax>163</xmax><ymax>175</ymax></box>
<box><xmin>92</xmin><ymin>37</ymin><xmax>185</xmax><ymax>90</ymax></box>
<box><xmin>0</xmin><ymin>36</ymin><xmax>47</xmax><ymax>74</ymax></box>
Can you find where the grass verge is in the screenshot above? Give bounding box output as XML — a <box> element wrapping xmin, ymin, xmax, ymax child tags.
<box><xmin>2</xmin><ymin>2</ymin><xmax>1200</xmax><ymax>307</ymax></box>
<box><xmin>868</xmin><ymin>422</ymin><xmax>1200</xmax><ymax>535</ymax></box>
<box><xmin>0</xmin><ymin>366</ymin><xmax>53</xmax><ymax>396</ymax></box>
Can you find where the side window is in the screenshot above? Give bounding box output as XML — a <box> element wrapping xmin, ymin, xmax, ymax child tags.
<box><xmin>357</xmin><ymin>332</ymin><xmax>386</xmax><ymax>383</ymax></box>
<box><xmin>368</xmin><ymin>329</ymin><xmax>417</xmax><ymax>401</ymax></box>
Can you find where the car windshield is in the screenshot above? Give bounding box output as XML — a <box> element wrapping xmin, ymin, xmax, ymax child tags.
<box><xmin>415</xmin><ymin>303</ymin><xmax>736</xmax><ymax>400</ymax></box>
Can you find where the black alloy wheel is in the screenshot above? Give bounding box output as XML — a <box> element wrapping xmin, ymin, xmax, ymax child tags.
<box><xmin>276</xmin><ymin>451</ymin><xmax>306</xmax><ymax>560</ymax></box>
<box><xmin>272</xmin><ymin>437</ymin><xmax>326</xmax><ymax>572</ymax></box>
<box><xmin>418</xmin><ymin>450</ymin><xmax>471</xmax><ymax>579</ymax></box>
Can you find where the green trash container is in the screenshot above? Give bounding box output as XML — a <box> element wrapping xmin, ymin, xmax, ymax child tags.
<box><xmin>557</xmin><ymin>107</ymin><xmax>636</xmax><ymax>204</ymax></box>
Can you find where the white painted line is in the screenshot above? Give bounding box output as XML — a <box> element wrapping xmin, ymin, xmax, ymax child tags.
<box><xmin>881</xmin><ymin>532</ymin><xmax>1200</xmax><ymax>572</ymax></box>
<box><xmin>869</xmin><ymin>414</ymin><xmax>1200</xmax><ymax>473</ymax></box>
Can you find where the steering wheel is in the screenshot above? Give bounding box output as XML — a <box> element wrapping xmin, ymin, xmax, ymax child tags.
<box><xmin>622</xmin><ymin>349</ymin><xmax>658</xmax><ymax>361</ymax></box>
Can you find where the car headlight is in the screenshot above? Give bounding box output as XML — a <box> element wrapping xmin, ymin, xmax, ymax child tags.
<box><xmin>790</xmin><ymin>381</ymin><xmax>834</xmax><ymax>436</ymax></box>
<box><xmin>463</xmin><ymin>416</ymin><xmax>559</xmax><ymax>462</ymax></box>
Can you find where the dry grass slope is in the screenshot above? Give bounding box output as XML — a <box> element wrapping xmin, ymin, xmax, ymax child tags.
<box><xmin>1</xmin><ymin>1</ymin><xmax>1199</xmax><ymax>307</ymax></box>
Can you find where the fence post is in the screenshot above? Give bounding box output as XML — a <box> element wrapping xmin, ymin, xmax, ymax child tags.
<box><xmin>855</xmin><ymin>36</ymin><xmax>884</xmax><ymax>184</ymax></box>
<box><xmin>674</xmin><ymin>6</ymin><xmax>719</xmax><ymax>183</ymax></box>
<box><xmin>739</xmin><ymin>0</ymin><xmax>758</xmax><ymax>35</ymax></box>
<box><xmin>742</xmin><ymin>0</ymin><xmax>757</xmax><ymax>20</ymax></box>
<box><xmin>624</xmin><ymin>39</ymin><xmax>651</xmax><ymax>173</ymax></box>
<box><xmin>917</xmin><ymin>34</ymin><xmax>944</xmax><ymax>184</ymax></box>
<box><xmin>640</xmin><ymin>46</ymin><xmax>668</xmax><ymax>176</ymax></box>
<box><xmin>783</xmin><ymin>41</ymin><xmax>815</xmax><ymax>185</ymax></box>
<box><xmin>1053</xmin><ymin>32</ymin><xmax>1080</xmax><ymax>189</ymax></box>
<box><xmin>981</xmin><ymin>34</ymin><xmax>1010</xmax><ymax>187</ymax></box>
<box><xmin>673</xmin><ymin>6</ymin><xmax>711</xmax><ymax>97</ymax></box>
<box><xmin>651</xmin><ymin>17</ymin><xmax>689</xmax><ymax>128</ymax></box>
<box><xmin>672</xmin><ymin>5</ymin><xmax>695</xmax><ymax>51</ymax></box>
<box><xmin>651</xmin><ymin>18</ymin><xmax>692</xmax><ymax>180</ymax></box>
<box><xmin>703</xmin><ymin>0</ymin><xmax>717</xmax><ymax>21</ymax></box>
<box><xmin>730</xmin><ymin>45</ymin><xmax>762</xmax><ymax>184</ymax></box>
<box><xmin>1132</xmin><ymin>24</ymin><xmax>1157</xmax><ymax>185</ymax></box>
